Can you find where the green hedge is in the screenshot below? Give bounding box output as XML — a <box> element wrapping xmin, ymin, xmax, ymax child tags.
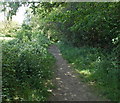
<box><xmin>2</xmin><ymin>31</ymin><xmax>55</xmax><ymax>101</ymax></box>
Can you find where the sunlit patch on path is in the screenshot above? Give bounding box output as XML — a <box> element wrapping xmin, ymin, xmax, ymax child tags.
<box><xmin>48</xmin><ymin>45</ymin><xmax>104</xmax><ymax>101</ymax></box>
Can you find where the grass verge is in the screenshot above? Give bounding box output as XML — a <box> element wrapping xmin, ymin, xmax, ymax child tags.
<box><xmin>57</xmin><ymin>42</ymin><xmax>119</xmax><ymax>101</ymax></box>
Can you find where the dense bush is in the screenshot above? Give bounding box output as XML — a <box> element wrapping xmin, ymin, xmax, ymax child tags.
<box><xmin>33</xmin><ymin>2</ymin><xmax>119</xmax><ymax>55</ymax></box>
<box><xmin>2</xmin><ymin>25</ymin><xmax>55</xmax><ymax>101</ymax></box>
<box><xmin>54</xmin><ymin>3</ymin><xmax>120</xmax><ymax>48</ymax></box>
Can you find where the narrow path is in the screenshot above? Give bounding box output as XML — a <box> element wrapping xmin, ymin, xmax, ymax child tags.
<box><xmin>48</xmin><ymin>45</ymin><xmax>104</xmax><ymax>101</ymax></box>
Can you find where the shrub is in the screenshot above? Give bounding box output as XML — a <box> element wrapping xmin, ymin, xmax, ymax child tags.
<box><xmin>2</xmin><ymin>31</ymin><xmax>55</xmax><ymax>101</ymax></box>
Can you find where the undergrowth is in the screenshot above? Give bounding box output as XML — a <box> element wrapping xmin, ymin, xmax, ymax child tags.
<box><xmin>57</xmin><ymin>42</ymin><xmax>120</xmax><ymax>101</ymax></box>
<box><xmin>2</xmin><ymin>26</ymin><xmax>55</xmax><ymax>101</ymax></box>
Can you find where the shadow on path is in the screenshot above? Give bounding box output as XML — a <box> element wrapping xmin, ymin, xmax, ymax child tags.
<box><xmin>48</xmin><ymin>45</ymin><xmax>104</xmax><ymax>101</ymax></box>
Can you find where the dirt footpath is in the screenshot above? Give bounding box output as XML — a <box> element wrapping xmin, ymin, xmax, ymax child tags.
<box><xmin>48</xmin><ymin>45</ymin><xmax>105</xmax><ymax>101</ymax></box>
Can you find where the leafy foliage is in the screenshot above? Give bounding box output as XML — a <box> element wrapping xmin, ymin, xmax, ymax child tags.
<box><xmin>33</xmin><ymin>3</ymin><xmax>119</xmax><ymax>51</ymax></box>
<box><xmin>1</xmin><ymin>2</ymin><xmax>120</xmax><ymax>102</ymax></box>
<box><xmin>2</xmin><ymin>24</ymin><xmax>55</xmax><ymax>101</ymax></box>
<box><xmin>0</xmin><ymin>20</ymin><xmax>19</xmax><ymax>37</ymax></box>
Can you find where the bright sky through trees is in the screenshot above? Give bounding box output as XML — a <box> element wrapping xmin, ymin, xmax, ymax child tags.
<box><xmin>0</xmin><ymin>5</ymin><xmax>27</xmax><ymax>24</ymax></box>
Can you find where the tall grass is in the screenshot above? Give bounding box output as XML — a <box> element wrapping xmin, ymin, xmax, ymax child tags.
<box><xmin>57</xmin><ymin>42</ymin><xmax>119</xmax><ymax>101</ymax></box>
